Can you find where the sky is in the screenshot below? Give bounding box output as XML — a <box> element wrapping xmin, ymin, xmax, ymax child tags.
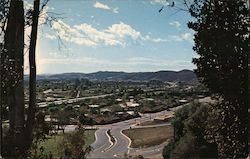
<box><xmin>24</xmin><ymin>0</ymin><xmax>197</xmax><ymax>74</ymax></box>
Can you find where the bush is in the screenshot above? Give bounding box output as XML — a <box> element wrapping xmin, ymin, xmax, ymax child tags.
<box><xmin>57</xmin><ymin>126</ymin><xmax>91</xmax><ymax>159</ymax></box>
<box><xmin>163</xmin><ymin>102</ymin><xmax>218</xmax><ymax>158</ymax></box>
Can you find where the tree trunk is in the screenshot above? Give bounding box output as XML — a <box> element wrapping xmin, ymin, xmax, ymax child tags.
<box><xmin>25</xmin><ymin>0</ymin><xmax>40</xmax><ymax>151</ymax></box>
<box><xmin>3</xmin><ymin>0</ymin><xmax>25</xmax><ymax>156</ymax></box>
<box><xmin>0</xmin><ymin>42</ymin><xmax>3</xmax><ymax>158</ymax></box>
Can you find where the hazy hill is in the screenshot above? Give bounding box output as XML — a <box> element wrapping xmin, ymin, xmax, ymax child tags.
<box><xmin>28</xmin><ymin>70</ymin><xmax>197</xmax><ymax>82</ymax></box>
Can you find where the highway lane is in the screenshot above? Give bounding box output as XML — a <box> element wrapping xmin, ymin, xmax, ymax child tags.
<box><xmin>38</xmin><ymin>93</ymin><xmax>115</xmax><ymax>107</ymax></box>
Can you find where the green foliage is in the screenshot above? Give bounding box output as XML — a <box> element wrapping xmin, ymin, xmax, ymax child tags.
<box><xmin>122</xmin><ymin>92</ymin><xmax>129</xmax><ymax>101</ymax></box>
<box><xmin>205</xmin><ymin>101</ymin><xmax>248</xmax><ymax>157</ymax></box>
<box><xmin>162</xmin><ymin>139</ymin><xmax>175</xmax><ymax>159</ymax></box>
<box><xmin>171</xmin><ymin>133</ymin><xmax>197</xmax><ymax>158</ymax></box>
<box><xmin>79</xmin><ymin>113</ymin><xmax>95</xmax><ymax>126</ymax></box>
<box><xmin>54</xmin><ymin>110</ymin><xmax>71</xmax><ymax>125</ymax></box>
<box><xmin>28</xmin><ymin>111</ymin><xmax>53</xmax><ymax>159</ymax></box>
<box><xmin>133</xmin><ymin>155</ymin><xmax>144</xmax><ymax>159</ymax></box>
<box><xmin>171</xmin><ymin>101</ymin><xmax>198</xmax><ymax>140</ymax></box>
<box><xmin>163</xmin><ymin>102</ymin><xmax>218</xmax><ymax>159</ymax></box>
<box><xmin>57</xmin><ymin>126</ymin><xmax>91</xmax><ymax>159</ymax></box>
<box><xmin>33</xmin><ymin>130</ymin><xmax>95</xmax><ymax>157</ymax></box>
<box><xmin>189</xmin><ymin>0</ymin><xmax>248</xmax><ymax>98</ymax></box>
<box><xmin>111</xmin><ymin>104</ymin><xmax>123</xmax><ymax>112</ymax></box>
<box><xmin>141</xmin><ymin>100</ymin><xmax>155</xmax><ymax>108</ymax></box>
<box><xmin>0</xmin><ymin>0</ymin><xmax>9</xmax><ymax>35</ymax></box>
<box><xmin>189</xmin><ymin>0</ymin><xmax>248</xmax><ymax>157</ymax></box>
<box><xmin>107</xmin><ymin>129</ymin><xmax>115</xmax><ymax>143</ymax></box>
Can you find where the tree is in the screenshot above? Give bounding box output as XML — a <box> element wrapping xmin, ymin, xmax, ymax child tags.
<box><xmin>0</xmin><ymin>0</ymin><xmax>10</xmax><ymax>155</ymax></box>
<box><xmin>162</xmin><ymin>139</ymin><xmax>175</xmax><ymax>159</ymax></box>
<box><xmin>28</xmin><ymin>111</ymin><xmax>53</xmax><ymax>159</ymax></box>
<box><xmin>162</xmin><ymin>102</ymin><xmax>218</xmax><ymax>159</ymax></box>
<box><xmin>2</xmin><ymin>0</ymin><xmax>25</xmax><ymax>157</ymax></box>
<box><xmin>57</xmin><ymin>126</ymin><xmax>91</xmax><ymax>159</ymax></box>
<box><xmin>0</xmin><ymin>0</ymin><xmax>53</xmax><ymax>156</ymax></box>
<box><xmin>79</xmin><ymin>114</ymin><xmax>95</xmax><ymax>126</ymax></box>
<box><xmin>54</xmin><ymin>110</ymin><xmax>71</xmax><ymax>133</ymax></box>
<box><xmin>25</xmin><ymin>0</ymin><xmax>40</xmax><ymax>151</ymax></box>
<box><xmin>188</xmin><ymin>0</ymin><xmax>248</xmax><ymax>157</ymax></box>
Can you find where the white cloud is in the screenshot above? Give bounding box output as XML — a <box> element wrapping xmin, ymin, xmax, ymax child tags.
<box><xmin>48</xmin><ymin>20</ymin><xmax>168</xmax><ymax>47</ymax></box>
<box><xmin>127</xmin><ymin>57</ymin><xmax>191</xmax><ymax>67</ymax></box>
<box><xmin>169</xmin><ymin>21</ymin><xmax>181</xmax><ymax>29</ymax></box>
<box><xmin>24</xmin><ymin>0</ymin><xmax>55</xmax><ymax>27</ymax></box>
<box><xmin>180</xmin><ymin>33</ymin><xmax>193</xmax><ymax>41</ymax></box>
<box><xmin>51</xmin><ymin>20</ymin><xmax>98</xmax><ymax>47</ymax></box>
<box><xmin>44</xmin><ymin>33</ymin><xmax>57</xmax><ymax>40</ymax></box>
<box><xmin>150</xmin><ymin>0</ymin><xmax>169</xmax><ymax>6</ymax></box>
<box><xmin>171</xmin><ymin>33</ymin><xmax>194</xmax><ymax>42</ymax></box>
<box><xmin>93</xmin><ymin>1</ymin><xmax>119</xmax><ymax>14</ymax></box>
<box><xmin>142</xmin><ymin>35</ymin><xmax>169</xmax><ymax>42</ymax></box>
<box><xmin>94</xmin><ymin>1</ymin><xmax>110</xmax><ymax>10</ymax></box>
<box><xmin>113</xmin><ymin>7</ymin><xmax>119</xmax><ymax>14</ymax></box>
<box><xmin>74</xmin><ymin>23</ymin><xmax>123</xmax><ymax>46</ymax></box>
<box><xmin>41</xmin><ymin>57</ymin><xmax>109</xmax><ymax>65</ymax></box>
<box><xmin>128</xmin><ymin>57</ymin><xmax>161</xmax><ymax>64</ymax></box>
<box><xmin>105</xmin><ymin>22</ymin><xmax>141</xmax><ymax>40</ymax></box>
<box><xmin>40</xmin><ymin>57</ymin><xmax>192</xmax><ymax>71</ymax></box>
<box><xmin>24</xmin><ymin>35</ymin><xmax>44</xmax><ymax>74</ymax></box>
<box><xmin>24</xmin><ymin>0</ymin><xmax>33</xmax><ymax>10</ymax></box>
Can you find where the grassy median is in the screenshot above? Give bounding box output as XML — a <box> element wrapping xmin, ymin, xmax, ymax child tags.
<box><xmin>38</xmin><ymin>129</ymin><xmax>96</xmax><ymax>157</ymax></box>
<box><xmin>107</xmin><ymin>129</ymin><xmax>116</xmax><ymax>144</ymax></box>
<box><xmin>123</xmin><ymin>125</ymin><xmax>173</xmax><ymax>148</ymax></box>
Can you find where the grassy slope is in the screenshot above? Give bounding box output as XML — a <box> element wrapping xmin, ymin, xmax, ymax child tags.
<box><xmin>123</xmin><ymin>125</ymin><xmax>173</xmax><ymax>148</ymax></box>
<box><xmin>39</xmin><ymin>129</ymin><xmax>96</xmax><ymax>157</ymax></box>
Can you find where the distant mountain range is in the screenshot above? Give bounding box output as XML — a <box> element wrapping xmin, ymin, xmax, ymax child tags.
<box><xmin>25</xmin><ymin>70</ymin><xmax>198</xmax><ymax>82</ymax></box>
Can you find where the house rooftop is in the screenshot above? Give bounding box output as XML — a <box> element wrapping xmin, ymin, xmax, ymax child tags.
<box><xmin>126</xmin><ymin>102</ymin><xmax>140</xmax><ymax>107</ymax></box>
<box><xmin>126</xmin><ymin>111</ymin><xmax>135</xmax><ymax>115</ymax></box>
<box><xmin>89</xmin><ymin>104</ymin><xmax>100</xmax><ymax>108</ymax></box>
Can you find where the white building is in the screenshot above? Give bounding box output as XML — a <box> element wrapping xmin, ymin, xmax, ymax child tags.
<box><xmin>126</xmin><ymin>102</ymin><xmax>140</xmax><ymax>107</ymax></box>
<box><xmin>89</xmin><ymin>104</ymin><xmax>100</xmax><ymax>108</ymax></box>
<box><xmin>126</xmin><ymin>111</ymin><xmax>135</xmax><ymax>115</ymax></box>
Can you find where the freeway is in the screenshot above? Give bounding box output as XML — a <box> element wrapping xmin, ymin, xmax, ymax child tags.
<box><xmin>38</xmin><ymin>93</ymin><xmax>115</xmax><ymax>108</ymax></box>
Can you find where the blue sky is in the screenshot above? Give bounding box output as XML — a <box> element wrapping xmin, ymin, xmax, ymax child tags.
<box><xmin>24</xmin><ymin>0</ymin><xmax>197</xmax><ymax>74</ymax></box>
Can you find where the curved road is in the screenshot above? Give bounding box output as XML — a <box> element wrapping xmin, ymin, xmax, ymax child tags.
<box><xmin>91</xmin><ymin>129</ymin><xmax>112</xmax><ymax>153</ymax></box>
<box><xmin>87</xmin><ymin>109</ymin><xmax>175</xmax><ymax>159</ymax></box>
<box><xmin>87</xmin><ymin>98</ymin><xmax>213</xmax><ymax>158</ymax></box>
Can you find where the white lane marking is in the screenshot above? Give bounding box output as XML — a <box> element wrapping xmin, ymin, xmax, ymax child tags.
<box><xmin>93</xmin><ymin>129</ymin><xmax>112</xmax><ymax>153</ymax></box>
<box><xmin>120</xmin><ymin>129</ymin><xmax>132</xmax><ymax>154</ymax></box>
<box><xmin>92</xmin><ymin>128</ymin><xmax>99</xmax><ymax>146</ymax></box>
<box><xmin>105</xmin><ymin>136</ymin><xmax>117</xmax><ymax>152</ymax></box>
<box><xmin>103</xmin><ymin>129</ymin><xmax>116</xmax><ymax>152</ymax></box>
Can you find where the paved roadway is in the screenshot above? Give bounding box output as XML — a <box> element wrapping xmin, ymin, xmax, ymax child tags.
<box><xmin>38</xmin><ymin>93</ymin><xmax>115</xmax><ymax>107</ymax></box>
<box><xmin>87</xmin><ymin>108</ymin><xmax>178</xmax><ymax>159</ymax></box>
<box><xmin>65</xmin><ymin>98</ymin><xmax>212</xmax><ymax>158</ymax></box>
